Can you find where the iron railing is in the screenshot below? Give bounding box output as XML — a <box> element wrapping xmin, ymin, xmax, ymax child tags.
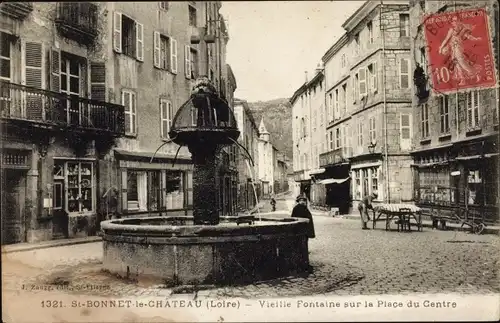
<box><xmin>0</xmin><ymin>81</ymin><xmax>125</xmax><ymax>135</ymax></box>
<box><xmin>56</xmin><ymin>2</ymin><xmax>98</xmax><ymax>40</ymax></box>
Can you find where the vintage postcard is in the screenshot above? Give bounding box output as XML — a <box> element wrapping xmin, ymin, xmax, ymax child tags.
<box><xmin>1</xmin><ymin>1</ymin><xmax>499</xmax><ymax>322</ymax></box>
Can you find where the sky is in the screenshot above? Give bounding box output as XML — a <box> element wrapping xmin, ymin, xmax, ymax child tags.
<box><xmin>220</xmin><ymin>1</ymin><xmax>364</xmax><ymax>102</ymax></box>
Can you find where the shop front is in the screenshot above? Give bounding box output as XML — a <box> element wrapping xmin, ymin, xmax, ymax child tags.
<box><xmin>412</xmin><ymin>135</ymin><xmax>499</xmax><ymax>225</ymax></box>
<box><xmin>317</xmin><ymin>148</ymin><xmax>352</xmax><ymax>214</ymax></box>
<box><xmin>114</xmin><ymin>149</ymin><xmax>194</xmax><ymax>217</ymax></box>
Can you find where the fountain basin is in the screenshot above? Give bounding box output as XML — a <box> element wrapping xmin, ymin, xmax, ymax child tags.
<box><xmin>100</xmin><ymin>216</ymin><xmax>310</xmax><ymax>286</ymax></box>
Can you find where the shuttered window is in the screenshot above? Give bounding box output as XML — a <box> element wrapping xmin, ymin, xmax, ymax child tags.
<box><xmin>113</xmin><ymin>11</ymin><xmax>143</xmax><ymax>62</ymax></box>
<box><xmin>185</xmin><ymin>45</ymin><xmax>191</xmax><ymax>78</ymax></box>
<box><xmin>24</xmin><ymin>41</ymin><xmax>44</xmax><ymax>120</ymax></box>
<box><xmin>90</xmin><ymin>62</ymin><xmax>106</xmax><ymax>102</ymax></box>
<box><xmin>160</xmin><ymin>98</ymin><xmax>173</xmax><ymax>139</ymax></box>
<box><xmin>122</xmin><ymin>90</ymin><xmax>137</xmax><ymax>135</ymax></box>
<box><xmin>400</xmin><ymin>113</ymin><xmax>412</xmax><ymax>150</ymax></box>
<box><xmin>1</xmin><ymin>32</ymin><xmax>11</xmax><ymax>81</ymax></box>
<box><xmin>50</xmin><ymin>49</ymin><xmax>61</xmax><ymax>92</ymax></box>
<box><xmin>358</xmin><ymin>68</ymin><xmax>367</xmax><ymax>97</ymax></box>
<box><xmin>466</xmin><ymin>90</ymin><xmax>480</xmax><ymax>128</ymax></box>
<box><xmin>399</xmin><ymin>58</ymin><xmax>410</xmax><ymax>89</ymax></box>
<box><xmin>170</xmin><ymin>38</ymin><xmax>178</xmax><ymax>74</ymax></box>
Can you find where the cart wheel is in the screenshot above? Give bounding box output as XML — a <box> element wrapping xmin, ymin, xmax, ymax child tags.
<box><xmin>473</xmin><ymin>223</ymin><xmax>485</xmax><ymax>235</ymax></box>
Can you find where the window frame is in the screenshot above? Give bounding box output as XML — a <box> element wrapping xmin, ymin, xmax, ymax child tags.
<box><xmin>367</xmin><ymin>21</ymin><xmax>373</xmax><ymax>44</ymax></box>
<box><xmin>357</xmin><ymin>122</ymin><xmax>363</xmax><ymax>147</ymax></box>
<box><xmin>0</xmin><ymin>32</ymin><xmax>12</xmax><ymax>81</ymax></box>
<box><xmin>439</xmin><ymin>95</ymin><xmax>450</xmax><ymax>134</ymax></box>
<box><xmin>399</xmin><ymin>13</ymin><xmax>410</xmax><ymax>37</ymax></box>
<box><xmin>466</xmin><ymin>90</ymin><xmax>481</xmax><ymax>129</ymax></box>
<box><xmin>369</xmin><ymin>117</ymin><xmax>376</xmax><ymax>144</ymax></box>
<box><xmin>188</xmin><ymin>4</ymin><xmax>197</xmax><ymax>27</ymax></box>
<box><xmin>160</xmin><ymin>98</ymin><xmax>173</xmax><ymax>139</ymax></box>
<box><xmin>399</xmin><ymin>58</ymin><xmax>410</xmax><ymax>89</ymax></box>
<box><xmin>421</xmin><ymin>103</ymin><xmax>430</xmax><ymax>138</ymax></box>
<box><xmin>122</xmin><ymin>89</ymin><xmax>137</xmax><ymax>135</ymax></box>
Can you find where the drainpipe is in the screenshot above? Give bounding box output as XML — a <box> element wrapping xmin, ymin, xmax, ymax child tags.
<box><xmin>380</xmin><ymin>0</ymin><xmax>390</xmax><ymax>203</ymax></box>
<box><xmin>496</xmin><ymin>0</ymin><xmax>500</xmax><ymax>206</ymax></box>
<box><xmin>454</xmin><ymin>2</ymin><xmax>460</xmax><ymax>140</ymax></box>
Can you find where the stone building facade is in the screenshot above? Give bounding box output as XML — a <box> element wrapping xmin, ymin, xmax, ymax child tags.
<box><xmin>319</xmin><ymin>0</ymin><xmax>414</xmax><ymax>211</ymax></box>
<box><xmin>233</xmin><ymin>98</ymin><xmax>260</xmax><ymax>211</ymax></box>
<box><xmin>290</xmin><ymin>69</ymin><xmax>325</xmax><ymax>202</ymax></box>
<box><xmin>0</xmin><ymin>1</ymin><xmax>236</xmax><ymax>244</ymax></box>
<box><xmin>409</xmin><ymin>0</ymin><xmax>500</xmax><ymax>224</ymax></box>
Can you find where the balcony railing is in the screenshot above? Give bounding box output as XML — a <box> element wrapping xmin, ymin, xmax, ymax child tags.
<box><xmin>0</xmin><ymin>2</ymin><xmax>33</xmax><ymax>20</ymax></box>
<box><xmin>319</xmin><ymin>147</ymin><xmax>351</xmax><ymax>167</ymax></box>
<box><xmin>0</xmin><ymin>81</ymin><xmax>125</xmax><ymax>136</ymax></box>
<box><xmin>55</xmin><ymin>2</ymin><xmax>98</xmax><ymax>44</ymax></box>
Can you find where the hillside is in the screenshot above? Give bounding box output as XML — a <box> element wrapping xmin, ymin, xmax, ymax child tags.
<box><xmin>247</xmin><ymin>98</ymin><xmax>293</xmax><ymax>160</ymax></box>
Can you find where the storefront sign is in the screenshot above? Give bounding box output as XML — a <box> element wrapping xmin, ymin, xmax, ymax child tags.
<box><xmin>423</xmin><ymin>8</ymin><xmax>497</xmax><ymax>93</ymax></box>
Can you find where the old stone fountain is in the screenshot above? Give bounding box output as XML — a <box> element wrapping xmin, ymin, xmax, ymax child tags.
<box><xmin>100</xmin><ymin>27</ymin><xmax>310</xmax><ymax>286</ymax></box>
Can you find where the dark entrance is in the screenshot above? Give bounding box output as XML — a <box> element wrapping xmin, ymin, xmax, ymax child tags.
<box><xmin>52</xmin><ymin>178</ymin><xmax>69</xmax><ymax>239</ymax></box>
<box><xmin>324</xmin><ymin>163</ymin><xmax>351</xmax><ymax>214</ymax></box>
<box><xmin>1</xmin><ymin>169</ymin><xmax>27</xmax><ymax>245</ymax></box>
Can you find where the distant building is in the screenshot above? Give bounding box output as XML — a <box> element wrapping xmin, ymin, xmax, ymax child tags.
<box><xmin>290</xmin><ymin>67</ymin><xmax>325</xmax><ymax>202</ymax></box>
<box><xmin>318</xmin><ymin>0</ymin><xmax>414</xmax><ymax>213</ymax></box>
<box><xmin>233</xmin><ymin>98</ymin><xmax>260</xmax><ymax>211</ymax></box>
<box><xmin>257</xmin><ymin>118</ymin><xmax>274</xmax><ymax>197</ymax></box>
<box><xmin>409</xmin><ymin>0</ymin><xmax>499</xmax><ymax>224</ymax></box>
<box><xmin>275</xmin><ymin>152</ymin><xmax>289</xmax><ymax>194</ymax></box>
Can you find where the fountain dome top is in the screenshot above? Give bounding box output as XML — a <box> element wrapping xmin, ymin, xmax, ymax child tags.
<box><xmin>168</xmin><ymin>77</ymin><xmax>239</xmax><ymax>148</ymax></box>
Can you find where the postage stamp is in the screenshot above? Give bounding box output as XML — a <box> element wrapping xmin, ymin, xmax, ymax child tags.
<box><xmin>423</xmin><ymin>8</ymin><xmax>497</xmax><ymax>94</ymax></box>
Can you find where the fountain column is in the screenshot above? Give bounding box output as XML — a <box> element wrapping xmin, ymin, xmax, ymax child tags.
<box><xmin>190</xmin><ymin>143</ymin><xmax>219</xmax><ymax>225</ymax></box>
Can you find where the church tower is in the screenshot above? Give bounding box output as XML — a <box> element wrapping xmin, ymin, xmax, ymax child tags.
<box><xmin>258</xmin><ymin>118</ymin><xmax>270</xmax><ymax>142</ymax></box>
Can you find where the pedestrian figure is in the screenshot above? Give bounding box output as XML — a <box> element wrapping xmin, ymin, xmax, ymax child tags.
<box><xmin>358</xmin><ymin>192</ymin><xmax>378</xmax><ymax>230</ymax></box>
<box><xmin>270</xmin><ymin>195</ymin><xmax>276</xmax><ymax>212</ymax></box>
<box><xmin>291</xmin><ymin>194</ymin><xmax>316</xmax><ymax>238</ymax></box>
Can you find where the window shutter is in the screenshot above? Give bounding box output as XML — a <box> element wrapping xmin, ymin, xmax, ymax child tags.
<box><xmin>359</xmin><ymin>68</ymin><xmax>367</xmax><ymax>96</ymax></box>
<box><xmin>400</xmin><ymin>58</ymin><xmax>409</xmax><ymax>88</ymax></box>
<box><xmin>113</xmin><ymin>11</ymin><xmax>122</xmax><ymax>53</ymax></box>
<box><xmin>153</xmin><ymin>31</ymin><xmax>161</xmax><ymax>68</ymax></box>
<box><xmin>160</xmin><ymin>99</ymin><xmax>167</xmax><ymax>138</ymax></box>
<box><xmin>170</xmin><ymin>38</ymin><xmax>178</xmax><ymax>74</ymax></box>
<box><xmin>90</xmin><ymin>62</ymin><xmax>106</xmax><ymax>102</ymax></box>
<box><xmin>186</xmin><ymin>171</ymin><xmax>193</xmax><ymax>207</ymax></box>
<box><xmin>400</xmin><ymin>113</ymin><xmax>412</xmax><ymax>150</ymax></box>
<box><xmin>120</xmin><ymin>169</ymin><xmax>128</xmax><ymax>212</ymax></box>
<box><xmin>135</xmin><ymin>22</ymin><xmax>144</xmax><ymax>61</ymax></box>
<box><xmin>168</xmin><ymin>100</ymin><xmax>173</xmax><ymax>130</ymax></box>
<box><xmin>371</xmin><ymin>62</ymin><xmax>378</xmax><ymax>92</ymax></box>
<box><xmin>185</xmin><ymin>45</ymin><xmax>191</xmax><ymax>78</ymax></box>
<box><xmin>23</xmin><ymin>41</ymin><xmax>44</xmax><ymax>120</ymax></box>
<box><xmin>131</xmin><ymin>92</ymin><xmax>136</xmax><ymax>134</ymax></box>
<box><xmin>49</xmin><ymin>48</ymin><xmax>61</xmax><ymax>92</ymax></box>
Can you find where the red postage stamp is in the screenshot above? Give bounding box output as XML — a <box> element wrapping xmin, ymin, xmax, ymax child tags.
<box><xmin>423</xmin><ymin>8</ymin><xmax>497</xmax><ymax>94</ymax></box>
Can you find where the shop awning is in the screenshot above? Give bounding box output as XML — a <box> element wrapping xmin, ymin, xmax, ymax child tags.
<box><xmin>456</xmin><ymin>153</ymin><xmax>499</xmax><ymax>161</ymax></box>
<box><xmin>318</xmin><ymin>177</ymin><xmax>350</xmax><ymax>185</ymax></box>
<box><xmin>309</xmin><ymin>168</ymin><xmax>326</xmax><ymax>175</ymax></box>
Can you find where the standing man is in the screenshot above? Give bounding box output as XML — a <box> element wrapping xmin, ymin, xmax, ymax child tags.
<box><xmin>291</xmin><ymin>194</ymin><xmax>316</xmax><ymax>238</ymax></box>
<box><xmin>358</xmin><ymin>192</ymin><xmax>378</xmax><ymax>230</ymax></box>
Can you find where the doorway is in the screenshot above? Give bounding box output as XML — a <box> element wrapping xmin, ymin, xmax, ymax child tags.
<box><xmin>1</xmin><ymin>169</ymin><xmax>26</xmax><ymax>245</ymax></box>
<box><xmin>52</xmin><ymin>178</ymin><xmax>68</xmax><ymax>239</ymax></box>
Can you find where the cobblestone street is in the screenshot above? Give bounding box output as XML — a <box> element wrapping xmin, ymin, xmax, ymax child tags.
<box><xmin>3</xmin><ymin>195</ymin><xmax>500</xmax><ymax>301</ymax></box>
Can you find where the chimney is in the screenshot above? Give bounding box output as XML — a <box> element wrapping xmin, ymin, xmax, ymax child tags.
<box><xmin>315</xmin><ymin>63</ymin><xmax>322</xmax><ymax>74</ymax></box>
<box><xmin>304</xmin><ymin>71</ymin><xmax>308</xmax><ymax>83</ymax></box>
